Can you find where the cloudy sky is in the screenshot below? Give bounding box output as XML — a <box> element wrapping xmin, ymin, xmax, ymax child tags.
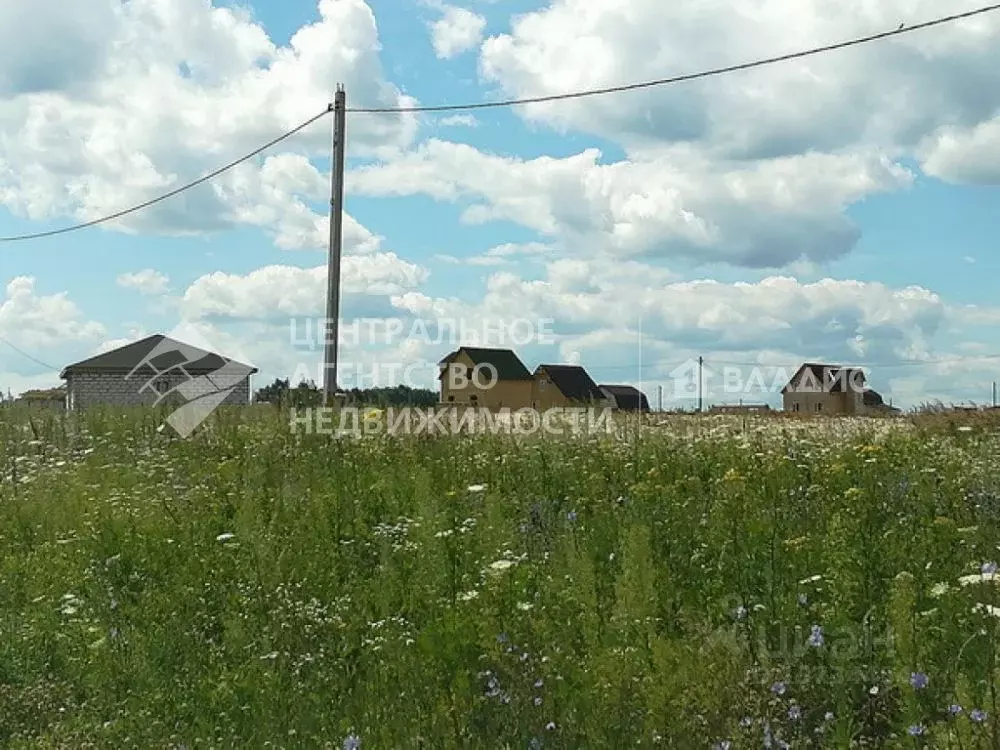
<box><xmin>2</xmin><ymin>0</ymin><xmax>1000</xmax><ymax>409</ymax></box>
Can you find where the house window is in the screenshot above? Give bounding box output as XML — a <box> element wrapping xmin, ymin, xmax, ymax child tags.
<box><xmin>448</xmin><ymin>395</ymin><xmax>455</xmax><ymax>402</ymax></box>
<box><xmin>792</xmin><ymin>403</ymin><xmax>800</xmax><ymax>412</ymax></box>
<box><xmin>154</xmin><ymin>380</ymin><xmax>169</xmax><ymax>394</ymax></box>
<box><xmin>815</xmin><ymin>403</ymin><xmax>823</xmax><ymax>412</ymax></box>
<box><xmin>470</xmin><ymin>395</ymin><xmax>478</xmax><ymax>402</ymax></box>
<box><xmin>539</xmin><ymin>379</ymin><xmax>547</xmax><ymax>391</ymax></box>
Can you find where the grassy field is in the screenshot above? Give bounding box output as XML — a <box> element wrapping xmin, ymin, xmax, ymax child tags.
<box><xmin>2</xmin><ymin>406</ymin><xmax>1000</xmax><ymax>748</ymax></box>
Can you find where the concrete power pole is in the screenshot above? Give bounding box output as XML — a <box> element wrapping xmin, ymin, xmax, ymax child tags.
<box><xmin>697</xmin><ymin>356</ymin><xmax>704</xmax><ymax>413</ymax></box>
<box><xmin>323</xmin><ymin>85</ymin><xmax>347</xmax><ymax>407</ymax></box>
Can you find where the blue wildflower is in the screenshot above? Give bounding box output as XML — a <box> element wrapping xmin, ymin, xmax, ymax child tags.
<box><xmin>567</xmin><ymin>511</ymin><xmax>577</xmax><ymax>523</ymax></box>
<box><xmin>343</xmin><ymin>735</ymin><xmax>360</xmax><ymax>750</ymax></box>
<box><xmin>908</xmin><ymin>724</ymin><xmax>925</xmax><ymax>736</ymax></box>
<box><xmin>807</xmin><ymin>624</ymin><xmax>824</xmax><ymax>647</ymax></box>
<box><xmin>771</xmin><ymin>681</ymin><xmax>786</xmax><ymax>696</ymax></box>
<box><xmin>982</xmin><ymin>561</ymin><xmax>998</xmax><ymax>576</ymax></box>
<box><xmin>798</xmin><ymin>593</ymin><xmax>808</xmax><ymax>606</ymax></box>
<box><xmin>971</xmin><ymin>709</ymin><xmax>987</xmax><ymax>722</ymax></box>
<box><xmin>788</xmin><ymin>705</ymin><xmax>801</xmax><ymax>721</ymax></box>
<box><xmin>910</xmin><ymin>672</ymin><xmax>929</xmax><ymax>689</ymax></box>
<box><xmin>949</xmin><ymin>704</ymin><xmax>963</xmax><ymax>715</ymax></box>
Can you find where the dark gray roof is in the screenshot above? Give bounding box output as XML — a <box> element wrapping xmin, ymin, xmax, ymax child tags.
<box><xmin>782</xmin><ymin>362</ymin><xmax>866</xmax><ymax>394</ymax></box>
<box><xmin>60</xmin><ymin>335</ymin><xmax>258</xmax><ymax>378</ymax></box>
<box><xmin>438</xmin><ymin>347</ymin><xmax>533</xmax><ymax>380</ymax></box>
<box><xmin>599</xmin><ymin>384</ymin><xmax>650</xmax><ymax>411</ymax></box>
<box><xmin>537</xmin><ymin>364</ymin><xmax>604</xmax><ymax>401</ymax></box>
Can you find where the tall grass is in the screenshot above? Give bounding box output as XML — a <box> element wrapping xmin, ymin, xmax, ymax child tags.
<box><xmin>1</xmin><ymin>406</ymin><xmax>1000</xmax><ymax>747</ymax></box>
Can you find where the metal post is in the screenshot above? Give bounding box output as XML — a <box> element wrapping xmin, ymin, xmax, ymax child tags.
<box><xmin>323</xmin><ymin>86</ymin><xmax>346</xmax><ymax>406</ymax></box>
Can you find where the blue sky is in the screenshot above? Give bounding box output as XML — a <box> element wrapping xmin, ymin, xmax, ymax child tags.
<box><xmin>2</xmin><ymin>0</ymin><xmax>1000</xmax><ymax>408</ymax></box>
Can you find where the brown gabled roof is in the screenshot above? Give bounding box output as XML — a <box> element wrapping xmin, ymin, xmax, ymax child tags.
<box><xmin>599</xmin><ymin>384</ymin><xmax>650</xmax><ymax>411</ymax></box>
<box><xmin>437</xmin><ymin>347</ymin><xmax>533</xmax><ymax>380</ymax></box>
<box><xmin>60</xmin><ymin>335</ymin><xmax>258</xmax><ymax>379</ymax></box>
<box><xmin>536</xmin><ymin>364</ymin><xmax>604</xmax><ymax>402</ymax></box>
<box><xmin>781</xmin><ymin>362</ymin><xmax>866</xmax><ymax>394</ymax></box>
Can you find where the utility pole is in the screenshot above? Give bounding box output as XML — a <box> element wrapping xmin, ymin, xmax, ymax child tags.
<box><xmin>657</xmin><ymin>384</ymin><xmax>663</xmax><ymax>412</ymax></box>
<box><xmin>697</xmin><ymin>356</ymin><xmax>704</xmax><ymax>413</ymax></box>
<box><xmin>323</xmin><ymin>85</ymin><xmax>347</xmax><ymax>407</ymax></box>
<box><xmin>993</xmin><ymin>380</ymin><xmax>997</xmax><ymax>408</ymax></box>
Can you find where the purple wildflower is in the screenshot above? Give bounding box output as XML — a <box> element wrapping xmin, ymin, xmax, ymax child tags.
<box><xmin>908</xmin><ymin>724</ymin><xmax>925</xmax><ymax>736</ymax></box>
<box><xmin>971</xmin><ymin>709</ymin><xmax>987</xmax><ymax>722</ymax></box>
<box><xmin>788</xmin><ymin>705</ymin><xmax>801</xmax><ymax>721</ymax></box>
<box><xmin>949</xmin><ymin>704</ymin><xmax>963</xmax><ymax>715</ymax></box>
<box><xmin>771</xmin><ymin>681</ymin><xmax>787</xmax><ymax>696</ymax></box>
<box><xmin>343</xmin><ymin>735</ymin><xmax>360</xmax><ymax>750</ymax></box>
<box><xmin>982</xmin><ymin>561</ymin><xmax>998</xmax><ymax>576</ymax></box>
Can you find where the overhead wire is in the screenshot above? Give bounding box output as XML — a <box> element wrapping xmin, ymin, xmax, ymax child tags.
<box><xmin>1</xmin><ymin>4</ymin><xmax>999</xmax><ymax>241</ymax></box>
<box><xmin>348</xmin><ymin>3</ymin><xmax>1000</xmax><ymax>113</ymax></box>
<box><xmin>0</xmin><ymin>334</ymin><xmax>59</xmax><ymax>371</ymax></box>
<box><xmin>0</xmin><ymin>107</ymin><xmax>333</xmax><ymax>243</ymax></box>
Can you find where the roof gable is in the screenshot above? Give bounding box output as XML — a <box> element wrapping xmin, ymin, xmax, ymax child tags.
<box><xmin>438</xmin><ymin>347</ymin><xmax>532</xmax><ymax>380</ymax></box>
<box><xmin>537</xmin><ymin>364</ymin><xmax>604</xmax><ymax>401</ymax></box>
<box><xmin>60</xmin><ymin>335</ymin><xmax>257</xmax><ymax>378</ymax></box>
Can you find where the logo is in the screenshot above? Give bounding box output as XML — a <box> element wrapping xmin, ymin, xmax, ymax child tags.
<box><xmin>125</xmin><ymin>323</ymin><xmax>256</xmax><ymax>438</ymax></box>
<box><xmin>668</xmin><ymin>359</ymin><xmax>715</xmax><ymax>400</ymax></box>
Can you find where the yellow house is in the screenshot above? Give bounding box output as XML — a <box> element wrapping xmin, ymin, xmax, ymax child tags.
<box><xmin>782</xmin><ymin>363</ymin><xmax>867</xmax><ymax>415</ymax></box>
<box><xmin>532</xmin><ymin>364</ymin><xmax>609</xmax><ymax>410</ymax></box>
<box><xmin>437</xmin><ymin>347</ymin><xmax>534</xmax><ymax>410</ymax></box>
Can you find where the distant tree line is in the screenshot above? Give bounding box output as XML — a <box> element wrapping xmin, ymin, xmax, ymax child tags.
<box><xmin>253</xmin><ymin>378</ymin><xmax>437</xmax><ymax>408</ymax></box>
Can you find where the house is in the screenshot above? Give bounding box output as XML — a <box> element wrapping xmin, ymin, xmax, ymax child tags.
<box><xmin>781</xmin><ymin>362</ymin><xmax>867</xmax><ymax>415</ymax></box>
<box><xmin>14</xmin><ymin>385</ymin><xmax>66</xmax><ymax>410</ymax></box>
<box><xmin>599</xmin><ymin>384</ymin><xmax>650</xmax><ymax>412</ymax></box>
<box><xmin>437</xmin><ymin>346</ymin><xmax>534</xmax><ymax>409</ymax></box>
<box><xmin>532</xmin><ymin>364</ymin><xmax>608</xmax><ymax>410</ymax></box>
<box><xmin>60</xmin><ymin>334</ymin><xmax>257</xmax><ymax>410</ymax></box>
<box><xmin>863</xmin><ymin>388</ymin><xmax>901</xmax><ymax>415</ymax></box>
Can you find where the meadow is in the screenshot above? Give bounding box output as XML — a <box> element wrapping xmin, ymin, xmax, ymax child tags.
<box><xmin>2</xmin><ymin>405</ymin><xmax>1000</xmax><ymax>748</ymax></box>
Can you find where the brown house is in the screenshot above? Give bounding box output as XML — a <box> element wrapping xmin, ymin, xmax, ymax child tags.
<box><xmin>438</xmin><ymin>347</ymin><xmax>533</xmax><ymax>410</ymax></box>
<box><xmin>532</xmin><ymin>364</ymin><xmax>608</xmax><ymax>410</ymax></box>
<box><xmin>599</xmin><ymin>384</ymin><xmax>650</xmax><ymax>412</ymax></box>
<box><xmin>781</xmin><ymin>362</ymin><xmax>867</xmax><ymax>415</ymax></box>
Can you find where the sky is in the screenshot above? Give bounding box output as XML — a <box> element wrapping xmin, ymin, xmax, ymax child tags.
<box><xmin>2</xmin><ymin>0</ymin><xmax>1000</xmax><ymax>410</ymax></box>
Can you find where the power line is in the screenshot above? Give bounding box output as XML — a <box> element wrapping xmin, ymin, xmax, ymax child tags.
<box><xmin>0</xmin><ymin>107</ymin><xmax>333</xmax><ymax>243</ymax></box>
<box><xmin>348</xmin><ymin>4</ymin><xmax>1000</xmax><ymax>114</ymax></box>
<box><xmin>0</xmin><ymin>334</ymin><xmax>58</xmax><ymax>371</ymax></box>
<box><xmin>0</xmin><ymin>4</ymin><xmax>996</xmax><ymax>242</ymax></box>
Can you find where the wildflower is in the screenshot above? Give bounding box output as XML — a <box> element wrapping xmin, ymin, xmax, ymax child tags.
<box><xmin>771</xmin><ymin>681</ymin><xmax>786</xmax><ymax>696</ymax></box>
<box><xmin>713</xmin><ymin>743</ymin><xmax>732</xmax><ymax>750</ymax></box>
<box><xmin>534</xmin><ymin>696</ymin><xmax>542</xmax><ymax>706</ymax></box>
<box><xmin>739</xmin><ymin>716</ymin><xmax>753</xmax><ymax>728</ymax></box>
<box><xmin>983</xmin><ymin>561</ymin><xmax>998</xmax><ymax>576</ymax></box>
<box><xmin>798</xmin><ymin>593</ymin><xmax>808</xmax><ymax>606</ymax></box>
<box><xmin>869</xmin><ymin>685</ymin><xmax>879</xmax><ymax>695</ymax></box>
<box><xmin>949</xmin><ymin>704</ymin><xmax>963</xmax><ymax>715</ymax></box>
<box><xmin>343</xmin><ymin>735</ymin><xmax>360</xmax><ymax>750</ymax></box>
<box><xmin>534</xmin><ymin>678</ymin><xmax>543</xmax><ymax>688</ymax></box>
<box><xmin>545</xmin><ymin>722</ymin><xmax>556</xmax><ymax>731</ymax></box>
<box><xmin>734</xmin><ymin>605</ymin><xmax>748</xmax><ymax>620</ymax></box>
<box><xmin>489</xmin><ymin>559</ymin><xmax>514</xmax><ymax>572</ymax></box>
<box><xmin>567</xmin><ymin>511</ymin><xmax>577</xmax><ymax>523</ymax></box>
<box><xmin>216</xmin><ymin>532</ymin><xmax>235</xmax><ymax>542</ymax></box>
<box><xmin>807</xmin><ymin>624</ymin><xmax>824</xmax><ymax>647</ymax></box>
<box><xmin>908</xmin><ymin>725</ymin><xmax>925</xmax><ymax>736</ymax></box>
<box><xmin>971</xmin><ymin>709</ymin><xmax>987</xmax><ymax>722</ymax></box>
<box><xmin>824</xmin><ymin>711</ymin><xmax>834</xmax><ymax>721</ymax></box>
<box><xmin>788</xmin><ymin>705</ymin><xmax>801</xmax><ymax>721</ymax></box>
<box><xmin>910</xmin><ymin>672</ymin><xmax>929</xmax><ymax>689</ymax></box>
<box><xmin>467</xmin><ymin>484</ymin><xmax>486</xmax><ymax>493</ymax></box>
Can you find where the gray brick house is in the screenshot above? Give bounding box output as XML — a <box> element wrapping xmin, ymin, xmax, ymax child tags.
<box><xmin>60</xmin><ymin>334</ymin><xmax>257</xmax><ymax>410</ymax></box>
